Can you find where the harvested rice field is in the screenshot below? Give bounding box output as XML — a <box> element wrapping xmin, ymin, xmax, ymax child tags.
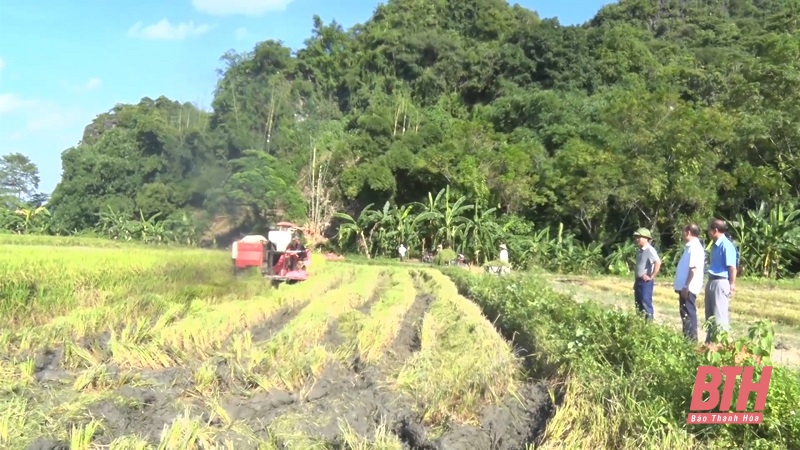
<box><xmin>0</xmin><ymin>236</ymin><xmax>552</xmax><ymax>449</ymax></box>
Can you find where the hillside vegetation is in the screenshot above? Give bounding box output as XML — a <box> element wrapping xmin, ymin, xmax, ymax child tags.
<box><xmin>1</xmin><ymin>0</ymin><xmax>799</xmax><ymax>276</ymax></box>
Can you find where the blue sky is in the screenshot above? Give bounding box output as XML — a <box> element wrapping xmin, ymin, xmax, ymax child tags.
<box><xmin>0</xmin><ymin>0</ymin><xmax>614</xmax><ymax>195</ymax></box>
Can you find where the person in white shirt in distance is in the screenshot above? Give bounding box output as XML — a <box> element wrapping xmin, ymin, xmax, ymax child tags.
<box><xmin>673</xmin><ymin>223</ymin><xmax>705</xmax><ymax>342</ymax></box>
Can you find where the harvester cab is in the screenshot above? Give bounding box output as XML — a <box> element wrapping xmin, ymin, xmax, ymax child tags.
<box><xmin>232</xmin><ymin>221</ymin><xmax>310</xmax><ymax>284</ymax></box>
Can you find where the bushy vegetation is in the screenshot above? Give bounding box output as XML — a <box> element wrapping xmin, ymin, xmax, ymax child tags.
<box><xmin>445</xmin><ymin>268</ymin><xmax>800</xmax><ymax>449</ymax></box>
<box><xmin>2</xmin><ymin>0</ymin><xmax>799</xmax><ymax>275</ymax></box>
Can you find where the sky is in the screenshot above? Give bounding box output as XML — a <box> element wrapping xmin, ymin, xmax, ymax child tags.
<box><xmin>0</xmin><ymin>0</ymin><xmax>614</xmax><ymax>195</ymax></box>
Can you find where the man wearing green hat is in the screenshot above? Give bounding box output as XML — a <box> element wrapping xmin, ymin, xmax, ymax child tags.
<box><xmin>633</xmin><ymin>227</ymin><xmax>662</xmax><ymax>321</ymax></box>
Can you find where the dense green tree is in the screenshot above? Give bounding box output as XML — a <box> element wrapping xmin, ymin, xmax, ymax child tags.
<box><xmin>5</xmin><ymin>0</ymin><xmax>798</xmax><ymax>272</ymax></box>
<box><xmin>0</xmin><ymin>152</ymin><xmax>40</xmax><ymax>205</ymax></box>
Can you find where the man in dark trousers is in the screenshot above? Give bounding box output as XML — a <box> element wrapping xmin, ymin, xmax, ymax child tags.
<box><xmin>673</xmin><ymin>223</ymin><xmax>705</xmax><ymax>341</ymax></box>
<box><xmin>633</xmin><ymin>228</ymin><xmax>662</xmax><ymax>321</ymax></box>
<box><xmin>704</xmin><ymin>219</ymin><xmax>738</xmax><ymax>344</ymax></box>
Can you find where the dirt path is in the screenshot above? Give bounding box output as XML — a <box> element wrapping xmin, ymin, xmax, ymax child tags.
<box><xmin>547</xmin><ymin>276</ymin><xmax>800</xmax><ymax>368</ymax></box>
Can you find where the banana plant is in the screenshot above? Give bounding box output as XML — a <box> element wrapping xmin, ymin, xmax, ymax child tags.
<box><xmin>333</xmin><ymin>203</ymin><xmax>380</xmax><ymax>258</ymax></box>
<box><xmin>365</xmin><ymin>201</ymin><xmax>397</xmax><ymax>257</ymax></box>
<box><xmin>136</xmin><ymin>210</ymin><xmax>166</xmax><ymax>244</ymax></box>
<box><xmin>391</xmin><ymin>204</ymin><xmax>417</xmax><ymax>247</ymax></box>
<box><xmin>729</xmin><ymin>202</ymin><xmax>800</xmax><ymax>278</ymax></box>
<box><xmin>435</xmin><ymin>188</ymin><xmax>474</xmax><ymax>249</ymax></box>
<box><xmin>460</xmin><ymin>204</ymin><xmax>499</xmax><ymax>264</ymax></box>
<box><xmin>13</xmin><ymin>206</ymin><xmax>50</xmax><ymax>234</ymax></box>
<box><xmin>413</xmin><ymin>189</ymin><xmax>446</xmax><ymax>252</ymax></box>
<box><xmin>98</xmin><ymin>207</ymin><xmax>134</xmax><ymax>240</ymax></box>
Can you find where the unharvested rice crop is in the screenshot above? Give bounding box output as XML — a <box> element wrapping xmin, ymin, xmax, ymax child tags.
<box><xmin>0</xmin><ymin>236</ymin><xmax>552</xmax><ymax>449</ymax></box>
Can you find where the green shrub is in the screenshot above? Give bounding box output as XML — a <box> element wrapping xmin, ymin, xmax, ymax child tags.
<box><xmin>434</xmin><ymin>249</ymin><xmax>457</xmax><ymax>266</ymax></box>
<box><xmin>443</xmin><ymin>268</ymin><xmax>800</xmax><ymax>449</ymax></box>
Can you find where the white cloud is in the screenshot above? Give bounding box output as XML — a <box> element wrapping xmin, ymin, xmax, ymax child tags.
<box><xmin>84</xmin><ymin>78</ymin><xmax>102</xmax><ymax>91</ymax></box>
<box><xmin>192</xmin><ymin>0</ymin><xmax>293</xmax><ymax>16</ymax></box>
<box><xmin>235</xmin><ymin>27</ymin><xmax>248</xmax><ymax>40</ymax></box>
<box><xmin>128</xmin><ymin>19</ymin><xmax>214</xmax><ymax>40</ymax></box>
<box><xmin>0</xmin><ymin>57</ymin><xmax>5</xmax><ymax>72</ymax></box>
<box><xmin>25</xmin><ymin>106</ymin><xmax>82</xmax><ymax>132</ymax></box>
<box><xmin>0</xmin><ymin>93</ymin><xmax>83</xmax><ymax>134</ymax></box>
<box><xmin>0</xmin><ymin>93</ymin><xmax>35</xmax><ymax>115</ymax></box>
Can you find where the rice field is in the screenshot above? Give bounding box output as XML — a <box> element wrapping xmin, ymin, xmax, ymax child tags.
<box><xmin>0</xmin><ymin>236</ymin><xmax>551</xmax><ymax>449</ymax></box>
<box><xmin>548</xmin><ymin>274</ymin><xmax>800</xmax><ymax>367</ymax></box>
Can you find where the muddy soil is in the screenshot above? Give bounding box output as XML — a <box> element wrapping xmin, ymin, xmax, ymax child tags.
<box><xmin>391</xmin><ymin>293</ymin><xmax>434</xmax><ymax>359</ymax></box>
<box><xmin>249</xmin><ymin>300</ymin><xmax>311</xmax><ymax>342</ymax></box>
<box><xmin>21</xmin><ymin>290</ymin><xmax>554</xmax><ymax>450</ymax></box>
<box><xmin>220</xmin><ymin>292</ymin><xmax>554</xmax><ymax>450</ymax></box>
<box><xmin>85</xmin><ymin>385</ymin><xmax>183</xmax><ymax>444</ymax></box>
<box><xmin>249</xmin><ymin>274</ymin><xmax>352</xmax><ymax>343</ymax></box>
<box><xmin>221</xmin><ymin>361</ymin><xmax>551</xmax><ymax>450</ymax></box>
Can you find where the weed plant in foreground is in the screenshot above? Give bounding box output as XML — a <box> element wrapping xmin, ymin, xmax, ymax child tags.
<box><xmin>444</xmin><ymin>268</ymin><xmax>800</xmax><ymax>449</ymax></box>
<box><xmin>0</xmin><ymin>236</ymin><xmax>553</xmax><ymax>449</ymax></box>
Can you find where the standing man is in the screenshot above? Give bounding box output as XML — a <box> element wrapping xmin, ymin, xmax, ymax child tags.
<box><xmin>673</xmin><ymin>224</ymin><xmax>705</xmax><ymax>341</ymax></box>
<box><xmin>705</xmin><ymin>219</ymin><xmax>738</xmax><ymax>344</ymax></box>
<box><xmin>398</xmin><ymin>243</ymin><xmax>407</xmax><ymax>262</ymax></box>
<box><xmin>633</xmin><ymin>228</ymin><xmax>661</xmax><ymax>321</ymax></box>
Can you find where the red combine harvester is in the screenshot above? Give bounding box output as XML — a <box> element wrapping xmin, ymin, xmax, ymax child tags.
<box><xmin>233</xmin><ymin>221</ymin><xmax>309</xmax><ymax>284</ymax></box>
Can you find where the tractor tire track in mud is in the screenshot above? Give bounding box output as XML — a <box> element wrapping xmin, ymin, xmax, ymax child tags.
<box><xmin>251</xmin><ymin>272</ymin><xmax>352</xmax><ymax>343</ymax></box>
<box><xmin>389</xmin><ymin>292</ymin><xmax>434</xmax><ymax>362</ymax></box>
<box><xmin>324</xmin><ymin>272</ymin><xmax>392</xmax><ymax>358</ymax></box>
<box><xmin>356</xmin><ymin>273</ymin><xmax>392</xmax><ymax>315</ymax></box>
<box><xmin>248</xmin><ymin>300</ymin><xmax>310</xmax><ymax>343</ymax></box>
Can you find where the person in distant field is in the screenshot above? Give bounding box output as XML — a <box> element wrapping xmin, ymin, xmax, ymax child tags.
<box><xmin>673</xmin><ymin>223</ymin><xmax>705</xmax><ymax>341</ymax></box>
<box><xmin>704</xmin><ymin>219</ymin><xmax>738</xmax><ymax>344</ymax></box>
<box><xmin>398</xmin><ymin>243</ymin><xmax>407</xmax><ymax>262</ymax></box>
<box><xmin>633</xmin><ymin>228</ymin><xmax>661</xmax><ymax>321</ymax></box>
<box><xmin>498</xmin><ymin>244</ymin><xmax>509</xmax><ymax>263</ymax></box>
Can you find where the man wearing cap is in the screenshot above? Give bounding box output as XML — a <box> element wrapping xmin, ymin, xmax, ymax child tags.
<box><xmin>633</xmin><ymin>227</ymin><xmax>662</xmax><ymax>321</ymax></box>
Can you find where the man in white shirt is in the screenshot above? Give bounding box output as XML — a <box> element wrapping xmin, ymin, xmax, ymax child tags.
<box><xmin>398</xmin><ymin>243</ymin><xmax>407</xmax><ymax>262</ymax></box>
<box><xmin>673</xmin><ymin>223</ymin><xmax>705</xmax><ymax>341</ymax></box>
<box><xmin>499</xmin><ymin>244</ymin><xmax>509</xmax><ymax>263</ymax></box>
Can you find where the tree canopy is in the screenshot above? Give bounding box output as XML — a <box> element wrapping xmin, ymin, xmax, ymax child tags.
<box><xmin>5</xmin><ymin>0</ymin><xmax>800</xmax><ymax>273</ymax></box>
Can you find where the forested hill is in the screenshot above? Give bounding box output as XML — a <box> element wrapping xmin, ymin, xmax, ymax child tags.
<box><xmin>42</xmin><ymin>0</ymin><xmax>799</xmax><ymax>256</ymax></box>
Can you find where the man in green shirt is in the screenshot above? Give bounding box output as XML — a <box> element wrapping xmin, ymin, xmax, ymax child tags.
<box><xmin>633</xmin><ymin>228</ymin><xmax>662</xmax><ymax>321</ymax></box>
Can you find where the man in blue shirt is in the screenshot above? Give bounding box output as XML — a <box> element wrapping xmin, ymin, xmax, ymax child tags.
<box><xmin>704</xmin><ymin>219</ymin><xmax>738</xmax><ymax>344</ymax></box>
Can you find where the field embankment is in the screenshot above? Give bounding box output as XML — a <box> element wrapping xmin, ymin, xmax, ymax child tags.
<box><xmin>0</xmin><ymin>236</ymin><xmax>552</xmax><ymax>449</ymax></box>
<box><xmin>445</xmin><ymin>268</ymin><xmax>800</xmax><ymax>449</ymax></box>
